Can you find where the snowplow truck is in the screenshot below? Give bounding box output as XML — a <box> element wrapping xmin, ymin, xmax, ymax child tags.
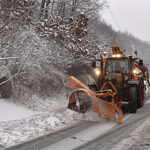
<box><xmin>63</xmin><ymin>46</ymin><xmax>149</xmax><ymax>123</ymax></box>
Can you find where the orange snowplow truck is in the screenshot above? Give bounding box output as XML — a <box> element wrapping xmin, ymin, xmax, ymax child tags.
<box><xmin>63</xmin><ymin>46</ymin><xmax>149</xmax><ymax>123</ymax></box>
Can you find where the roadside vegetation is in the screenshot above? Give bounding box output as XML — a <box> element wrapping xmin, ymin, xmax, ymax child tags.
<box><xmin>0</xmin><ymin>0</ymin><xmax>150</xmax><ymax>104</ymax></box>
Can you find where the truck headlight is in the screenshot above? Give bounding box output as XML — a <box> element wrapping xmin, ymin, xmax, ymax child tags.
<box><xmin>95</xmin><ymin>68</ymin><xmax>100</xmax><ymax>76</ymax></box>
<box><xmin>103</xmin><ymin>51</ymin><xmax>107</xmax><ymax>56</ymax></box>
<box><xmin>116</xmin><ymin>54</ymin><xmax>121</xmax><ymax>57</ymax></box>
<box><xmin>133</xmin><ymin>69</ymin><xmax>136</xmax><ymax>76</ymax></box>
<box><xmin>112</xmin><ymin>54</ymin><xmax>121</xmax><ymax>57</ymax></box>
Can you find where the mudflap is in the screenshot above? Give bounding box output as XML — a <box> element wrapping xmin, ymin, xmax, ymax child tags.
<box><xmin>65</xmin><ymin>76</ymin><xmax>123</xmax><ymax>123</ymax></box>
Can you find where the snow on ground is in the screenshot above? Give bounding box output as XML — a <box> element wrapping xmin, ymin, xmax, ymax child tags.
<box><xmin>0</xmin><ymin>94</ymin><xmax>106</xmax><ymax>149</ymax></box>
<box><xmin>1</xmin><ymin>82</ymin><xmax>150</xmax><ymax>149</ymax></box>
<box><xmin>0</xmin><ymin>99</ymin><xmax>36</xmax><ymax>121</ymax></box>
<box><xmin>111</xmin><ymin>108</ymin><xmax>150</xmax><ymax>150</ymax></box>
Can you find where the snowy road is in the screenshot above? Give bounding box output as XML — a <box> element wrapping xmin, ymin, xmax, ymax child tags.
<box><xmin>42</xmin><ymin>101</ymin><xmax>150</xmax><ymax>150</ymax></box>
<box><xmin>1</xmin><ymin>88</ymin><xmax>150</xmax><ymax>150</ymax></box>
<box><xmin>3</xmin><ymin>100</ymin><xmax>150</xmax><ymax>150</ymax></box>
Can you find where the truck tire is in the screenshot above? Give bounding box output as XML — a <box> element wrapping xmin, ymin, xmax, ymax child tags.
<box><xmin>129</xmin><ymin>87</ymin><xmax>137</xmax><ymax>113</ymax></box>
<box><xmin>137</xmin><ymin>82</ymin><xmax>144</xmax><ymax>108</ymax></box>
<box><xmin>1</xmin><ymin>79</ymin><xmax>12</xmax><ymax>98</ymax></box>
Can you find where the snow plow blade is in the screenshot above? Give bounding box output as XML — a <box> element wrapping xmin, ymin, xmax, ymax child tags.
<box><xmin>64</xmin><ymin>76</ymin><xmax>123</xmax><ymax>123</ymax></box>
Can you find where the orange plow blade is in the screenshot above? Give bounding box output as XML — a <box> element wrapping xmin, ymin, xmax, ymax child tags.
<box><xmin>92</xmin><ymin>96</ymin><xmax>123</xmax><ymax>123</ymax></box>
<box><xmin>65</xmin><ymin>76</ymin><xmax>123</xmax><ymax>123</ymax></box>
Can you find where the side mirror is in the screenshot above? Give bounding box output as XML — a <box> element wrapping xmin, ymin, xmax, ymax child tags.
<box><xmin>139</xmin><ymin>59</ymin><xmax>143</xmax><ymax>66</ymax></box>
<box><xmin>92</xmin><ymin>61</ymin><xmax>96</xmax><ymax>68</ymax></box>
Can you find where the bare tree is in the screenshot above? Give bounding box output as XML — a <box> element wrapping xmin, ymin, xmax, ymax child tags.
<box><xmin>39</xmin><ymin>0</ymin><xmax>107</xmax><ymax>20</ymax></box>
<box><xmin>71</xmin><ymin>0</ymin><xmax>78</xmax><ymax>16</ymax></box>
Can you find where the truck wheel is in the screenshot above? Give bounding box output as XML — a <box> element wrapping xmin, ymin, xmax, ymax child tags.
<box><xmin>137</xmin><ymin>82</ymin><xmax>144</xmax><ymax>108</ymax></box>
<box><xmin>1</xmin><ymin>80</ymin><xmax>12</xmax><ymax>98</ymax></box>
<box><xmin>129</xmin><ymin>87</ymin><xmax>137</xmax><ymax>113</ymax></box>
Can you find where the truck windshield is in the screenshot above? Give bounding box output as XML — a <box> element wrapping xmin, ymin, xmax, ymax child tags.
<box><xmin>105</xmin><ymin>59</ymin><xmax>129</xmax><ymax>74</ymax></box>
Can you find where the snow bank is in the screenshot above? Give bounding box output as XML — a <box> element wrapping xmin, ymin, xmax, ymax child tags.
<box><xmin>112</xmin><ymin>117</ymin><xmax>150</xmax><ymax>150</ymax></box>
<box><xmin>0</xmin><ymin>95</ymin><xmax>106</xmax><ymax>148</ymax></box>
<box><xmin>0</xmin><ymin>99</ymin><xmax>36</xmax><ymax>121</ymax></box>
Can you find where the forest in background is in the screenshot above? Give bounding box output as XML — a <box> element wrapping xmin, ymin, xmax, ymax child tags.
<box><xmin>0</xmin><ymin>0</ymin><xmax>150</xmax><ymax>101</ymax></box>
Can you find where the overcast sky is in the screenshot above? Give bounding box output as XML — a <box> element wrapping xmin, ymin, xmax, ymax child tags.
<box><xmin>102</xmin><ymin>0</ymin><xmax>150</xmax><ymax>42</ymax></box>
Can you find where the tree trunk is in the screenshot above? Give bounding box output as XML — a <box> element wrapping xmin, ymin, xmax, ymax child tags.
<box><xmin>71</xmin><ymin>0</ymin><xmax>78</xmax><ymax>16</ymax></box>
<box><xmin>40</xmin><ymin>0</ymin><xmax>46</xmax><ymax>17</ymax></box>
<box><xmin>45</xmin><ymin>0</ymin><xmax>50</xmax><ymax>18</ymax></box>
